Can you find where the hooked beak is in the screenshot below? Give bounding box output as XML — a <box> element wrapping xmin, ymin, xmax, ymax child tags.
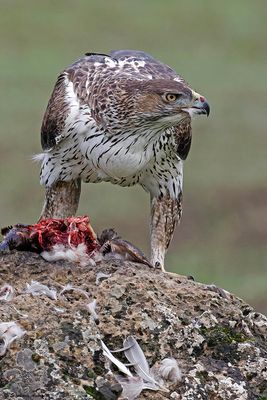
<box><xmin>191</xmin><ymin>91</ymin><xmax>210</xmax><ymax>117</ymax></box>
<box><xmin>198</xmin><ymin>100</ymin><xmax>210</xmax><ymax>116</ymax></box>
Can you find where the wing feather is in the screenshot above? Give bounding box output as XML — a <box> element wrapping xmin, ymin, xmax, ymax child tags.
<box><xmin>174</xmin><ymin>118</ymin><xmax>192</xmax><ymax>160</ymax></box>
<box><xmin>41</xmin><ymin>59</ymin><xmax>97</xmax><ymax>151</ymax></box>
<box><xmin>41</xmin><ymin>72</ymin><xmax>70</xmax><ymax>150</ymax></box>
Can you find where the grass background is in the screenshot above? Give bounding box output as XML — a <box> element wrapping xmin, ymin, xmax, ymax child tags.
<box><xmin>0</xmin><ymin>0</ymin><xmax>266</xmax><ymax>313</ymax></box>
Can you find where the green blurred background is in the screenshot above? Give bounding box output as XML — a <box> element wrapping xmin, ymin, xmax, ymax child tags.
<box><xmin>0</xmin><ymin>0</ymin><xmax>266</xmax><ymax>313</ymax></box>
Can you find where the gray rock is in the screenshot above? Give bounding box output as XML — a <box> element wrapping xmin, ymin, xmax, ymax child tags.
<box><xmin>0</xmin><ymin>251</ymin><xmax>266</xmax><ymax>399</ymax></box>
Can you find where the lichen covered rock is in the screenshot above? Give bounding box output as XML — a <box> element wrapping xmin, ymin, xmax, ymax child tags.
<box><xmin>0</xmin><ymin>251</ymin><xmax>266</xmax><ymax>399</ymax></box>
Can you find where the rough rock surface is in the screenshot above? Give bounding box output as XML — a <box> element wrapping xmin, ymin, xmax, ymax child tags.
<box><xmin>0</xmin><ymin>251</ymin><xmax>266</xmax><ymax>400</ymax></box>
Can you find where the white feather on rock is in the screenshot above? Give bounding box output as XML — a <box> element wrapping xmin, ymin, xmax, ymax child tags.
<box><xmin>24</xmin><ymin>280</ymin><xmax>57</xmax><ymax>300</ymax></box>
<box><xmin>59</xmin><ymin>284</ymin><xmax>90</xmax><ymax>300</ymax></box>
<box><xmin>100</xmin><ymin>340</ymin><xmax>133</xmax><ymax>377</ymax></box>
<box><xmin>0</xmin><ymin>284</ymin><xmax>15</xmax><ymax>302</ymax></box>
<box><xmin>0</xmin><ymin>322</ymin><xmax>26</xmax><ymax>356</ymax></box>
<box><xmin>123</xmin><ymin>336</ymin><xmax>159</xmax><ymax>388</ymax></box>
<box><xmin>86</xmin><ymin>299</ymin><xmax>99</xmax><ymax>322</ymax></box>
<box><xmin>158</xmin><ymin>357</ymin><xmax>182</xmax><ymax>383</ymax></box>
<box><xmin>115</xmin><ymin>375</ymin><xmax>144</xmax><ymax>400</ymax></box>
<box><xmin>101</xmin><ymin>336</ymin><xmax>168</xmax><ymax>399</ymax></box>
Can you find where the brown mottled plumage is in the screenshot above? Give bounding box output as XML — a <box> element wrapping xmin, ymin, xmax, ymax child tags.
<box><xmin>37</xmin><ymin>50</ymin><xmax>210</xmax><ymax>270</ymax></box>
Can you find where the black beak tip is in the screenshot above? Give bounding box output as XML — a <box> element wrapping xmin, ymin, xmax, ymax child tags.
<box><xmin>203</xmin><ymin>101</ymin><xmax>210</xmax><ymax>117</ymax></box>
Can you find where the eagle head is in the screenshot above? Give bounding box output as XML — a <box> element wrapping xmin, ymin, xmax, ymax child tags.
<box><xmin>127</xmin><ymin>79</ymin><xmax>210</xmax><ymax>128</ymax></box>
<box><xmin>92</xmin><ymin>76</ymin><xmax>209</xmax><ymax>133</ymax></box>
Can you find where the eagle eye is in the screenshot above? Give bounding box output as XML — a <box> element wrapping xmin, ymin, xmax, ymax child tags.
<box><xmin>162</xmin><ymin>93</ymin><xmax>181</xmax><ymax>103</ymax></box>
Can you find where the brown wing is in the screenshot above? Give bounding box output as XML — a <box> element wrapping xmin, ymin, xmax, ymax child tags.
<box><xmin>174</xmin><ymin>118</ymin><xmax>192</xmax><ymax>160</ymax></box>
<box><xmin>41</xmin><ymin>72</ymin><xmax>70</xmax><ymax>150</ymax></box>
<box><xmin>40</xmin><ymin>54</ymin><xmax>112</xmax><ymax>150</ymax></box>
<box><xmin>41</xmin><ymin>60</ymin><xmax>99</xmax><ymax>150</ymax></box>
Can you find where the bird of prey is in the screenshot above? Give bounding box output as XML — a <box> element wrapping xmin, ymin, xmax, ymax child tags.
<box><xmin>37</xmin><ymin>50</ymin><xmax>210</xmax><ymax>271</ymax></box>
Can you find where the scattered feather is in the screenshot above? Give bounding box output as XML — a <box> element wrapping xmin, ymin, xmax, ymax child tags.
<box><xmin>95</xmin><ymin>272</ymin><xmax>111</xmax><ymax>285</ymax></box>
<box><xmin>59</xmin><ymin>283</ymin><xmax>90</xmax><ymax>300</ymax></box>
<box><xmin>158</xmin><ymin>358</ymin><xmax>182</xmax><ymax>383</ymax></box>
<box><xmin>41</xmin><ymin>243</ymin><xmax>96</xmax><ymax>267</ymax></box>
<box><xmin>100</xmin><ymin>340</ymin><xmax>133</xmax><ymax>377</ymax></box>
<box><xmin>0</xmin><ymin>284</ymin><xmax>15</xmax><ymax>302</ymax></box>
<box><xmin>123</xmin><ymin>336</ymin><xmax>150</xmax><ymax>378</ymax></box>
<box><xmin>53</xmin><ymin>306</ymin><xmax>66</xmax><ymax>313</ymax></box>
<box><xmin>25</xmin><ymin>280</ymin><xmax>57</xmax><ymax>300</ymax></box>
<box><xmin>0</xmin><ymin>322</ymin><xmax>26</xmax><ymax>356</ymax></box>
<box><xmin>86</xmin><ymin>299</ymin><xmax>99</xmax><ymax>322</ymax></box>
<box><xmin>101</xmin><ymin>337</ymin><xmax>168</xmax><ymax>399</ymax></box>
<box><xmin>110</xmin><ymin>344</ymin><xmax>134</xmax><ymax>354</ymax></box>
<box><xmin>123</xmin><ymin>336</ymin><xmax>160</xmax><ymax>388</ymax></box>
<box><xmin>7</xmin><ymin>304</ymin><xmax>28</xmax><ymax>319</ymax></box>
<box><xmin>115</xmin><ymin>375</ymin><xmax>144</xmax><ymax>400</ymax></box>
<box><xmin>115</xmin><ymin>375</ymin><xmax>163</xmax><ymax>400</ymax></box>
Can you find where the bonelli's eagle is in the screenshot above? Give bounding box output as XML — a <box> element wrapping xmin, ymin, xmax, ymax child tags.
<box><xmin>37</xmin><ymin>50</ymin><xmax>210</xmax><ymax>270</ymax></box>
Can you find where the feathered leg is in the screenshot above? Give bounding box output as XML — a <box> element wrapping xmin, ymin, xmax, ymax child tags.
<box><xmin>40</xmin><ymin>179</ymin><xmax>81</xmax><ymax>220</ymax></box>
<box><xmin>150</xmin><ymin>192</ymin><xmax>182</xmax><ymax>271</ymax></box>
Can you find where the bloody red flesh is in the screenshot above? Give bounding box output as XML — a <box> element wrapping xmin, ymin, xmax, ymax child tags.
<box><xmin>1</xmin><ymin>216</ymin><xmax>100</xmax><ymax>254</ymax></box>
